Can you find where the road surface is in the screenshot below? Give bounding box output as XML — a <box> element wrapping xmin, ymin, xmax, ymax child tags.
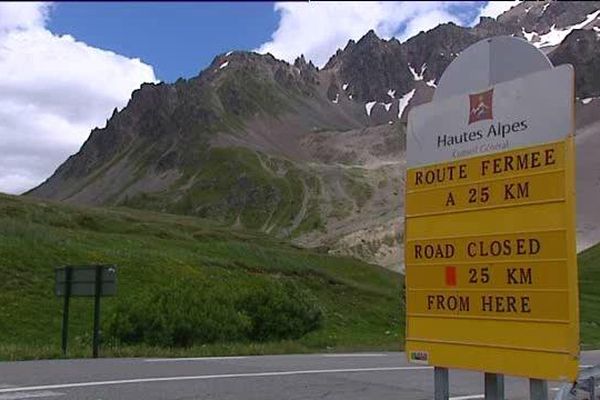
<box><xmin>1</xmin><ymin>351</ymin><xmax>599</xmax><ymax>399</ymax></box>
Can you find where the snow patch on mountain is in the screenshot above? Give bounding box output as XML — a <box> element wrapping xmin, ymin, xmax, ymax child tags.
<box><xmin>365</xmin><ymin>101</ymin><xmax>377</xmax><ymax>116</ymax></box>
<box><xmin>342</xmin><ymin>83</ymin><xmax>349</xmax><ymax>91</ymax></box>
<box><xmin>521</xmin><ymin>27</ymin><xmax>536</xmax><ymax>42</ymax></box>
<box><xmin>384</xmin><ymin>102</ymin><xmax>392</xmax><ymax>111</ymax></box>
<box><xmin>387</xmin><ymin>89</ymin><xmax>396</xmax><ymax>99</ymax></box>
<box><xmin>219</xmin><ymin>61</ymin><xmax>229</xmax><ymax>69</ymax></box>
<box><xmin>398</xmin><ymin>89</ymin><xmax>415</xmax><ymax>119</ymax></box>
<box><xmin>542</xmin><ymin>3</ymin><xmax>550</xmax><ymax>14</ymax></box>
<box><xmin>408</xmin><ymin>64</ymin><xmax>426</xmax><ymax>81</ymax></box>
<box><xmin>523</xmin><ymin>9</ymin><xmax>600</xmax><ymax>48</ymax></box>
<box><xmin>332</xmin><ymin>94</ymin><xmax>339</xmax><ymax>104</ymax></box>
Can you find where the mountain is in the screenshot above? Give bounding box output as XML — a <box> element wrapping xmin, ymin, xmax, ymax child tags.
<box><xmin>27</xmin><ymin>1</ymin><xmax>600</xmax><ymax>270</ymax></box>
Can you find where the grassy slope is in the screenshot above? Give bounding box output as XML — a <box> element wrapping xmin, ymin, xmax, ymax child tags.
<box><xmin>122</xmin><ymin>147</ymin><xmax>315</xmax><ymax>234</ymax></box>
<box><xmin>578</xmin><ymin>242</ymin><xmax>600</xmax><ymax>349</ymax></box>
<box><xmin>0</xmin><ymin>194</ymin><xmax>402</xmax><ymax>361</ymax></box>
<box><xmin>1</xmin><ymin>193</ymin><xmax>599</xmax><ymax>360</ymax></box>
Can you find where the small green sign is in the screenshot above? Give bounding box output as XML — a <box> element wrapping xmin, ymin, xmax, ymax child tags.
<box><xmin>55</xmin><ymin>265</ymin><xmax>116</xmax><ymax>297</ymax></box>
<box><xmin>55</xmin><ymin>264</ymin><xmax>117</xmax><ymax>358</ymax></box>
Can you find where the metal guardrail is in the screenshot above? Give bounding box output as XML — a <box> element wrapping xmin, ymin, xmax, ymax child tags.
<box><xmin>554</xmin><ymin>365</ymin><xmax>600</xmax><ymax>400</ymax></box>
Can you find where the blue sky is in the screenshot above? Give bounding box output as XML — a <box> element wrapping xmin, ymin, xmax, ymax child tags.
<box><xmin>47</xmin><ymin>2</ymin><xmax>280</xmax><ymax>82</ymax></box>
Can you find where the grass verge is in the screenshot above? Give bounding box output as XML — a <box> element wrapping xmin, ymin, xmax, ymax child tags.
<box><xmin>0</xmin><ymin>193</ymin><xmax>403</xmax><ymax>361</ymax></box>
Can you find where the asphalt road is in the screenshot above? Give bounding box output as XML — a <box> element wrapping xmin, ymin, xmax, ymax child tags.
<box><xmin>1</xmin><ymin>351</ymin><xmax>599</xmax><ymax>400</ymax></box>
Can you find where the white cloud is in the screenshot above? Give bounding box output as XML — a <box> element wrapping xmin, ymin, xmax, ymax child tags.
<box><xmin>0</xmin><ymin>2</ymin><xmax>51</xmax><ymax>32</ymax></box>
<box><xmin>478</xmin><ymin>1</ymin><xmax>520</xmax><ymax>20</ymax></box>
<box><xmin>0</xmin><ymin>2</ymin><xmax>156</xmax><ymax>194</ymax></box>
<box><xmin>401</xmin><ymin>8</ymin><xmax>461</xmax><ymax>41</ymax></box>
<box><xmin>257</xmin><ymin>2</ymin><xmax>473</xmax><ymax>67</ymax></box>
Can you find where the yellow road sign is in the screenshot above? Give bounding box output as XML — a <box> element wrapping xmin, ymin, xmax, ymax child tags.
<box><xmin>404</xmin><ymin>65</ymin><xmax>578</xmax><ymax>381</ymax></box>
<box><xmin>406</xmin><ymin>141</ymin><xmax>565</xmax><ymax>192</ymax></box>
<box><xmin>406</xmin><ymin>260</ymin><xmax>568</xmax><ymax>290</ymax></box>
<box><xmin>406</xmin><ymin>230</ymin><xmax>567</xmax><ymax>263</ymax></box>
<box><xmin>406</xmin><ymin>169</ymin><xmax>565</xmax><ymax>216</ymax></box>
<box><xmin>408</xmin><ymin>290</ymin><xmax>569</xmax><ymax>321</ymax></box>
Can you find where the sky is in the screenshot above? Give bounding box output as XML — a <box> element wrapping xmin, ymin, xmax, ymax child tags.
<box><xmin>46</xmin><ymin>2</ymin><xmax>280</xmax><ymax>82</ymax></box>
<box><xmin>0</xmin><ymin>1</ymin><xmax>519</xmax><ymax>195</ymax></box>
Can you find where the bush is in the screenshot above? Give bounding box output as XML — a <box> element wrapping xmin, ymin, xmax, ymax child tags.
<box><xmin>239</xmin><ymin>281</ymin><xmax>323</xmax><ymax>341</ymax></box>
<box><xmin>107</xmin><ymin>278</ymin><xmax>322</xmax><ymax>347</ymax></box>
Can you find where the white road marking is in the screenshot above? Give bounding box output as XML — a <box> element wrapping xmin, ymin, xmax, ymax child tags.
<box><xmin>321</xmin><ymin>354</ymin><xmax>386</xmax><ymax>358</ymax></box>
<box><xmin>144</xmin><ymin>356</ymin><xmax>247</xmax><ymax>362</ymax></box>
<box><xmin>0</xmin><ymin>391</ymin><xmax>63</xmax><ymax>399</ymax></box>
<box><xmin>0</xmin><ymin>366</ymin><xmax>432</xmax><ymax>394</ymax></box>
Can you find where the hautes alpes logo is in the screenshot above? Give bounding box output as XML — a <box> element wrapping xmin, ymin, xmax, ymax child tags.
<box><xmin>468</xmin><ymin>88</ymin><xmax>494</xmax><ymax>124</ymax></box>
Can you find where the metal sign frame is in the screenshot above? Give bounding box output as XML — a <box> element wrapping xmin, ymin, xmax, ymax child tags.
<box><xmin>55</xmin><ymin>264</ymin><xmax>117</xmax><ymax>358</ymax></box>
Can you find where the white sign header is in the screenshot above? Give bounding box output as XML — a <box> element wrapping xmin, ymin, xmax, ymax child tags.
<box><xmin>407</xmin><ymin>64</ymin><xmax>574</xmax><ymax>167</ymax></box>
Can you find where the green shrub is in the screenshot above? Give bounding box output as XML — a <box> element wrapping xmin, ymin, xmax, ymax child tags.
<box><xmin>108</xmin><ymin>281</ymin><xmax>250</xmax><ymax>347</ymax></box>
<box><xmin>239</xmin><ymin>280</ymin><xmax>323</xmax><ymax>341</ymax></box>
<box><xmin>107</xmin><ymin>278</ymin><xmax>323</xmax><ymax>347</ymax></box>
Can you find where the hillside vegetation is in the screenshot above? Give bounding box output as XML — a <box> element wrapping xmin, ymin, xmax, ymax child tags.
<box><xmin>0</xmin><ymin>193</ymin><xmax>403</xmax><ymax>360</ymax></box>
<box><xmin>579</xmin><ymin>242</ymin><xmax>600</xmax><ymax>349</ymax></box>
<box><xmin>1</xmin><ymin>193</ymin><xmax>599</xmax><ymax>360</ymax></box>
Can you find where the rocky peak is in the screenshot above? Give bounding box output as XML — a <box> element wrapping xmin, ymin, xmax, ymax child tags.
<box><xmin>497</xmin><ymin>1</ymin><xmax>600</xmax><ymax>38</ymax></box>
<box><xmin>322</xmin><ymin>30</ymin><xmax>410</xmax><ymax>103</ymax></box>
<box><xmin>293</xmin><ymin>54</ymin><xmax>319</xmax><ymax>81</ymax></box>
<box><xmin>402</xmin><ymin>22</ymin><xmax>479</xmax><ymax>83</ymax></box>
<box><xmin>323</xmin><ymin>31</ymin><xmax>387</xmax><ymax>71</ymax></box>
<box><xmin>323</xmin><ymin>39</ymin><xmax>355</xmax><ymax>70</ymax></box>
<box><xmin>550</xmin><ymin>29</ymin><xmax>600</xmax><ymax>98</ymax></box>
<box><xmin>359</xmin><ymin>29</ymin><xmax>381</xmax><ymax>44</ymax></box>
<box><xmin>471</xmin><ymin>16</ymin><xmax>514</xmax><ymax>38</ymax></box>
<box><xmin>293</xmin><ymin>54</ymin><xmax>308</xmax><ymax>68</ymax></box>
<box><xmin>322</xmin><ymin>22</ymin><xmax>484</xmax><ymax>105</ymax></box>
<box><xmin>323</xmin><ymin>2</ymin><xmax>600</xmax><ymax>106</ymax></box>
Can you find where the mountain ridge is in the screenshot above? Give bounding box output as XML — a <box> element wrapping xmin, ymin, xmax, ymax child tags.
<box><xmin>27</xmin><ymin>0</ymin><xmax>600</xmax><ymax>270</ymax></box>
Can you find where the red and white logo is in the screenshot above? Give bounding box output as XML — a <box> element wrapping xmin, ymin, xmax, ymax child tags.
<box><xmin>468</xmin><ymin>88</ymin><xmax>493</xmax><ymax>124</ymax></box>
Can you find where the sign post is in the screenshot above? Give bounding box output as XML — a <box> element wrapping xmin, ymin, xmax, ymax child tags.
<box><xmin>405</xmin><ymin>36</ymin><xmax>578</xmax><ymax>398</ymax></box>
<box><xmin>530</xmin><ymin>379</ymin><xmax>548</xmax><ymax>400</ymax></box>
<box><xmin>55</xmin><ymin>265</ymin><xmax>117</xmax><ymax>358</ymax></box>
<box><xmin>485</xmin><ymin>373</ymin><xmax>504</xmax><ymax>400</ymax></box>
<box><xmin>92</xmin><ymin>265</ymin><xmax>103</xmax><ymax>359</ymax></box>
<box><xmin>61</xmin><ymin>266</ymin><xmax>72</xmax><ymax>357</ymax></box>
<box><xmin>434</xmin><ymin>367</ymin><xmax>449</xmax><ymax>400</ymax></box>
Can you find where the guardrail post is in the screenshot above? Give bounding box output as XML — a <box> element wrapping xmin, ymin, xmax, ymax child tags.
<box><xmin>530</xmin><ymin>378</ymin><xmax>548</xmax><ymax>400</ymax></box>
<box><xmin>434</xmin><ymin>367</ymin><xmax>449</xmax><ymax>400</ymax></box>
<box><xmin>485</xmin><ymin>373</ymin><xmax>504</xmax><ymax>400</ymax></box>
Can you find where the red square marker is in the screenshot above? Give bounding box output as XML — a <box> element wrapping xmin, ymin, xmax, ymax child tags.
<box><xmin>468</xmin><ymin>88</ymin><xmax>493</xmax><ymax>124</ymax></box>
<box><xmin>445</xmin><ymin>266</ymin><xmax>457</xmax><ymax>286</ymax></box>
